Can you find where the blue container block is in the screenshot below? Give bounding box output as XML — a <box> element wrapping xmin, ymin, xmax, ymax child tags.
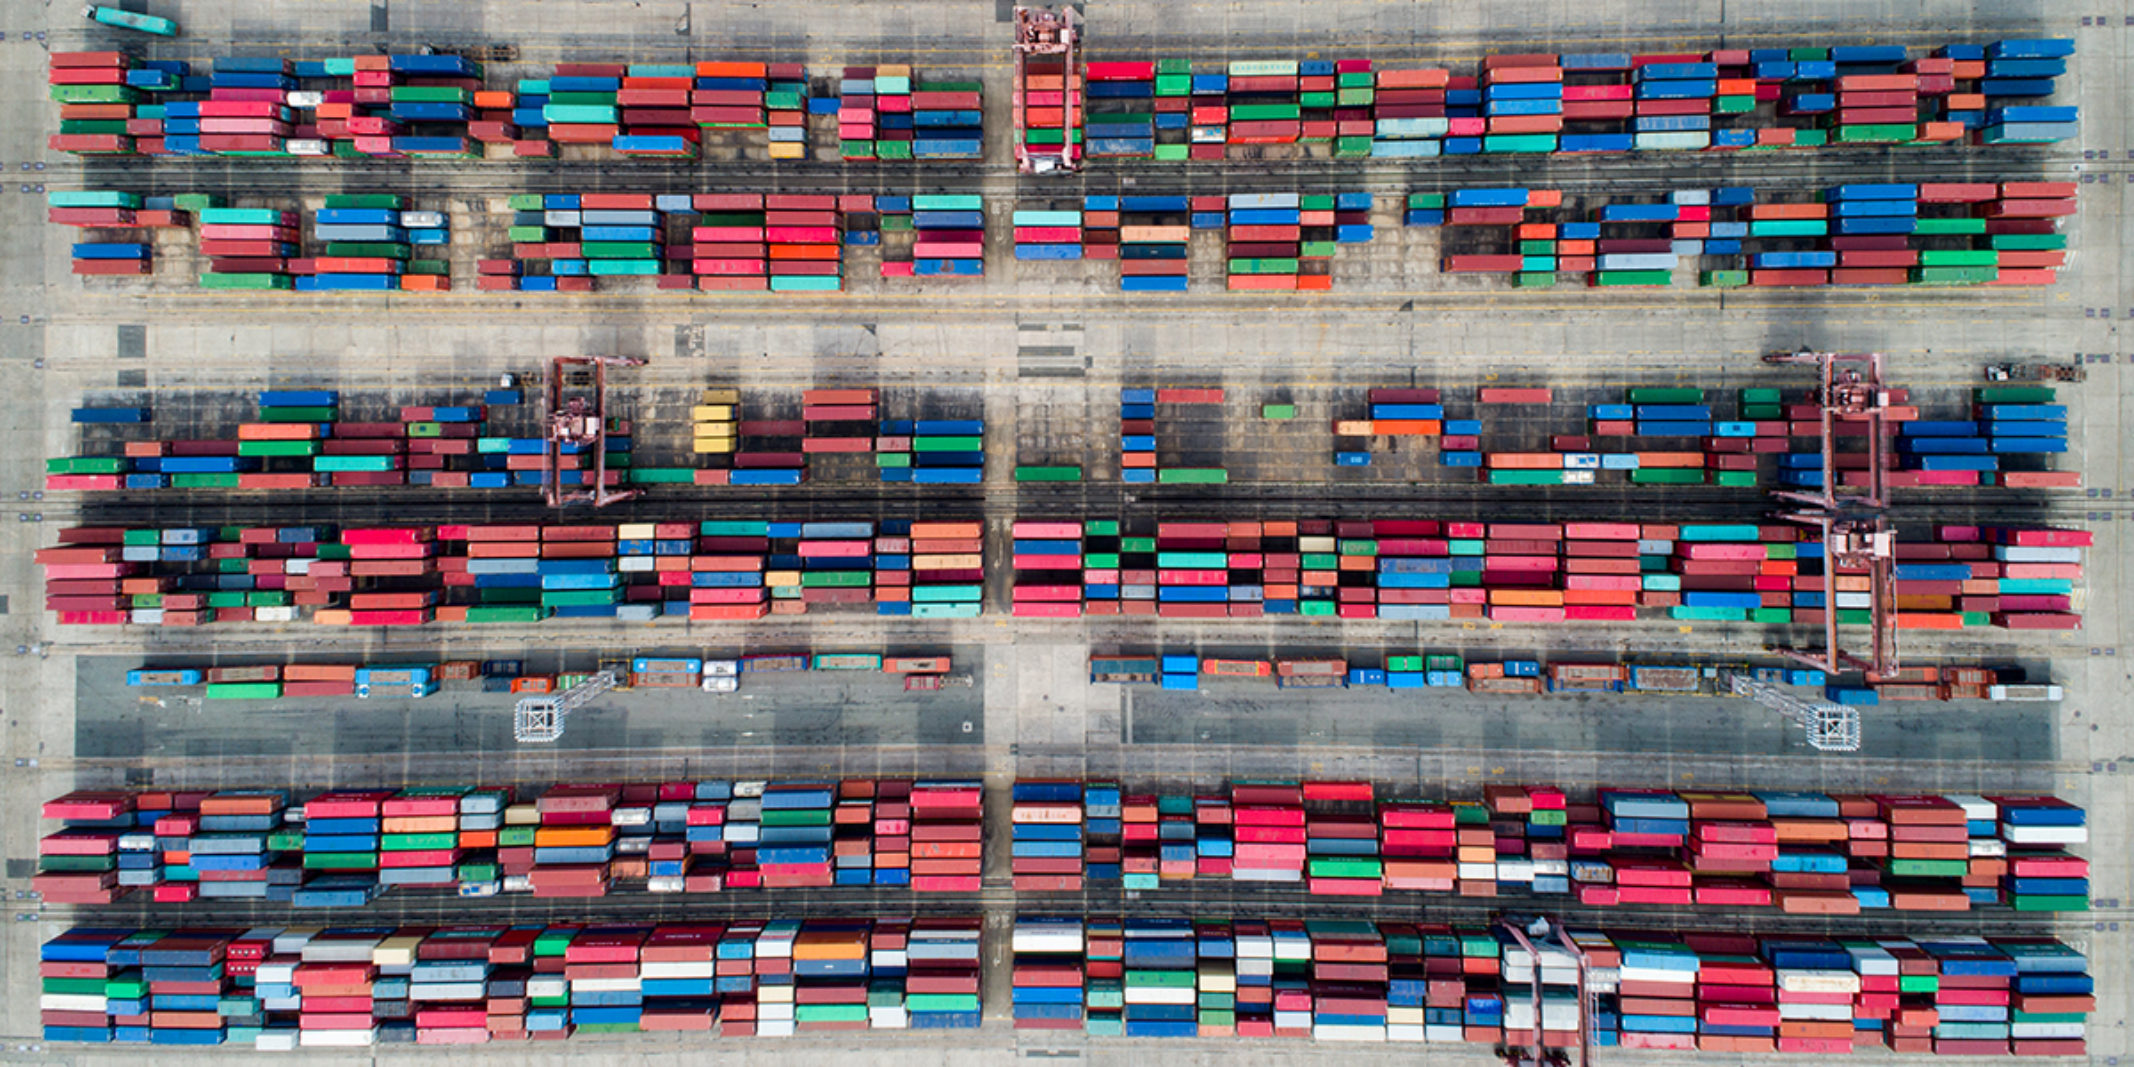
<box><xmin>1120</xmin><ymin>275</ymin><xmax>1187</xmax><ymax>292</ymax></box>
<box><xmin>1449</xmin><ymin>188</ymin><xmax>1528</xmax><ymax>208</ymax></box>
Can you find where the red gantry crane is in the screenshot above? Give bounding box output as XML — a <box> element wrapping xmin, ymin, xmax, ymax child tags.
<box><xmin>1496</xmin><ymin>917</ymin><xmax>1594</xmax><ymax>1067</ymax></box>
<box><xmin>543</xmin><ymin>355</ymin><xmax>644</xmax><ymax>510</ymax></box>
<box><xmin>1014</xmin><ymin>6</ymin><xmax>1082</xmax><ymax>174</ymax></box>
<box><xmin>1761</xmin><ymin>348</ymin><xmax>1899</xmax><ymax>681</ymax></box>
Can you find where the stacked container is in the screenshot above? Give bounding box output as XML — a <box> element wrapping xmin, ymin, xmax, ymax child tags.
<box><xmin>39</xmin><ymin>920</ymin><xmax>981</xmax><ymax>1046</ymax></box>
<box><xmin>876</xmin><ymin>418</ymin><xmax>984</xmax><ymax>484</ymax></box>
<box><xmin>37</xmin><ymin>519</ymin><xmax>985</xmax><ymax>625</ymax></box>
<box><xmin>1010</xmin><ymin>781</ymin><xmax>1085</xmax><ymax>889</ymax></box>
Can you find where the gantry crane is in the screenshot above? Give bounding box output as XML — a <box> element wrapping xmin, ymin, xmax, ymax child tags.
<box><xmin>1013</xmin><ymin>7</ymin><xmax>1082</xmax><ymax>174</ymax></box>
<box><xmin>1760</xmin><ymin>348</ymin><xmax>1899</xmax><ymax>680</ymax></box>
<box><xmin>513</xmin><ymin>669</ymin><xmax>618</xmax><ymax>743</ymax></box>
<box><xmin>544</xmin><ymin>355</ymin><xmax>643</xmax><ymax>509</ymax></box>
<box><xmin>1724</xmin><ymin>670</ymin><xmax>1862</xmax><ymax>752</ymax></box>
<box><xmin>1497</xmin><ymin>917</ymin><xmax>1593</xmax><ymax>1067</ymax></box>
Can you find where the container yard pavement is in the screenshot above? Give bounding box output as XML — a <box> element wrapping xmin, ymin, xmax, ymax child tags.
<box><xmin>4</xmin><ymin>0</ymin><xmax>2134</xmax><ymax>1062</ymax></box>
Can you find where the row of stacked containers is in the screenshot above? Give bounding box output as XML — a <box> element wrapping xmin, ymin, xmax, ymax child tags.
<box><xmin>37</xmin><ymin>519</ymin><xmax>986</xmax><ymax>625</ymax></box>
<box><xmin>1006</xmin><ymin>518</ymin><xmax>2086</xmax><ymax>627</ymax></box>
<box><xmin>1011</xmin><ymin>918</ymin><xmax>2091</xmax><ymax>1051</ymax></box>
<box><xmin>1056</xmin><ymin>38</ymin><xmax>2073</xmax><ymax>160</ymax></box>
<box><xmin>46</xmin><ymin>53</ymin><xmax>982</xmax><ymax>161</ymax></box>
<box><xmin>53</xmin><ymin>179</ymin><xmax>2075</xmax><ymax>293</ymax></box>
<box><xmin>35</xmin><ymin>917</ymin><xmax>2092</xmax><ymax>1050</ymax></box>
<box><xmin>39</xmin><ymin>781</ymin><xmax>2086</xmax><ymax>911</ymax></box>
<box><xmin>1411</xmin><ymin>182</ymin><xmax>2075</xmax><ymax>289</ymax></box>
<box><xmin>52</xmin><ymin>38</ymin><xmax>2074</xmax><ymax>164</ymax></box>
<box><xmin>51</xmin><ymin>381</ymin><xmax>2078</xmax><ymax>494</ymax></box>
<box><xmin>37</xmin><ymin>781</ymin><xmax>984</xmax><ymax>905</ymax></box>
<box><xmin>40</xmin><ymin>920</ymin><xmax>983</xmax><ymax>1046</ymax></box>
<box><xmin>37</xmin><ymin>516</ymin><xmax>2082</xmax><ymax>628</ymax></box>
<box><xmin>1006</xmin><ymin>782</ymin><xmax>2085</xmax><ymax>910</ymax></box>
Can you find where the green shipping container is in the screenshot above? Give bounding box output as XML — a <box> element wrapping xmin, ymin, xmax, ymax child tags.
<box><xmin>37</xmin><ymin>856</ymin><xmax>115</xmax><ymax>872</ymax></box>
<box><xmin>49</xmin><ymin>457</ymin><xmax>127</xmax><ymax>474</ymax></box>
<box><xmin>258</xmin><ymin>406</ymin><xmax>335</xmax><ymax>422</ymax></box>
<box><xmin>200</xmin><ymin>273</ymin><xmax>293</xmax><ymax>290</ymax></box>
<box><xmin>303</xmin><ymin>852</ymin><xmax>378</xmax><ymax>869</ymax></box>
<box><xmin>626</xmin><ymin>467</ymin><xmax>697</xmax><ymax>484</ymax></box>
<box><xmin>1835</xmin><ymin>124</ymin><xmax>1916</xmax><ymax>143</ymax></box>
<box><xmin>1912</xmin><ymin>217</ymin><xmax>1986</xmax><ymax>235</ymax></box>
<box><xmin>238</xmin><ymin>440</ymin><xmax>317</xmax><ymax>457</ymax></box>
<box><xmin>382</xmin><ymin>832</ymin><xmax>457</xmax><ymax>850</ymax></box>
<box><xmin>1489</xmin><ymin>469</ymin><xmax>1565</xmax><ymax>485</ymax></box>
<box><xmin>1591</xmin><ymin>270</ymin><xmax>1674</xmax><ymax>287</ymax></box>
<box><xmin>1974</xmin><ymin>386</ymin><xmax>2056</xmax><ymax>403</ymax></box>
<box><xmin>1484</xmin><ymin>133</ymin><xmax>1557</xmax><ymax>153</ymax></box>
<box><xmin>1992</xmin><ymin>233</ymin><xmax>2066</xmax><ymax>250</ymax></box>
<box><xmin>1911</xmin><ymin>266</ymin><xmax>1997</xmax><ymax>286</ymax></box>
<box><xmin>1157</xmin><ymin>468</ymin><xmax>1228</xmax><ymax>484</ymax></box>
<box><xmin>1627</xmin><ymin>388</ymin><xmax>1703</xmax><ymax>403</ymax></box>
<box><xmin>314</xmin><ymin>456</ymin><xmax>396</xmax><ymax>472</ymax></box>
<box><xmin>1014</xmin><ymin>465</ymin><xmax>1083</xmax><ymax>482</ymax></box>
<box><xmin>1630</xmin><ymin>469</ymin><xmax>1706</xmax><ymax>485</ymax></box>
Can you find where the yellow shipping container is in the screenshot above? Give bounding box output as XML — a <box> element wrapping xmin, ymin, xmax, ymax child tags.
<box><xmin>380</xmin><ymin>815</ymin><xmax>458</xmax><ymax>834</ymax></box>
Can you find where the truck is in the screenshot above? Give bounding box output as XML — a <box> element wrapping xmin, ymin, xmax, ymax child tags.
<box><xmin>127</xmin><ymin>668</ymin><xmax>202</xmax><ymax>687</ymax></box>
<box><xmin>1089</xmin><ymin>656</ymin><xmax>1158</xmax><ymax>684</ymax></box>
<box><xmin>84</xmin><ymin>5</ymin><xmax>178</xmax><ymax>36</ymax></box>
<box><xmin>1985</xmin><ymin>360</ymin><xmax>2085</xmax><ymax>383</ymax></box>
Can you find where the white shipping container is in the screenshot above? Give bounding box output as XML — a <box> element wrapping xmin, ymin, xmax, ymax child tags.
<box><xmin>300</xmin><ymin>1029</ymin><xmax>375</xmax><ymax>1047</ymax></box>
<box><xmin>1777</xmin><ymin>1001</ymin><xmax>1853</xmax><ymax>1020</ymax></box>
<box><xmin>1122</xmin><ymin>985</ymin><xmax>1194</xmax><ymax>1005</ymax></box>
<box><xmin>1991</xmin><ymin>684</ymin><xmax>2063</xmax><ymax>701</ymax></box>
<box><xmin>1993</xmin><ymin>545</ymin><xmax>2081</xmax><ymax>562</ymax></box>
<box><xmin>2013</xmin><ymin>1022</ymin><xmax>2085</xmax><ymax>1039</ymax></box>
<box><xmin>1314</xmin><ymin>1023</ymin><xmax>1388</xmax><ymax>1042</ymax></box>
<box><xmin>286</xmin><ymin>139</ymin><xmax>328</xmax><ymax>156</ymax></box>
<box><xmin>1596</xmin><ymin>253</ymin><xmax>1678</xmax><ymax>271</ymax></box>
<box><xmin>1011</xmin><ymin>930</ymin><xmax>1083</xmax><ymax>954</ymax></box>
<box><xmin>1777</xmin><ymin>971</ymin><xmax>1860</xmax><ymax>993</ymax></box>
<box><xmin>2001</xmin><ymin>824</ymin><xmax>2087</xmax><ymax>845</ymax></box>
<box><xmin>1011</xmin><ymin>805</ymin><xmax>1084</xmax><ymax>824</ymax></box>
